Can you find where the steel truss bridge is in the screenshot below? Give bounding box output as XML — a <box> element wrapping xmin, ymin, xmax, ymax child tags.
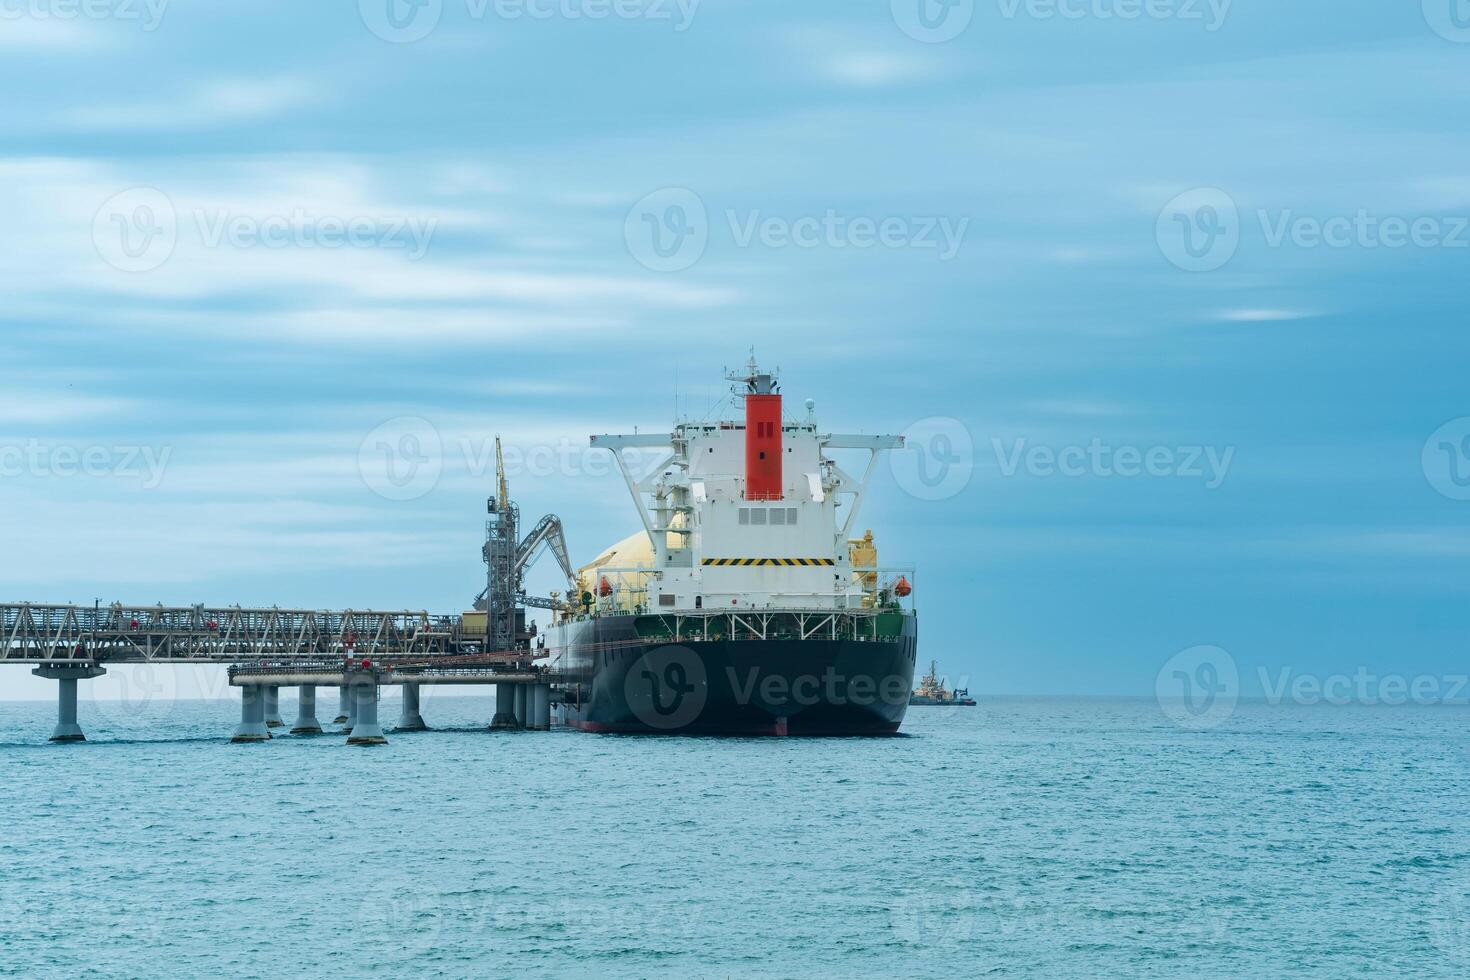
<box><xmin>2</xmin><ymin>601</ymin><xmax>912</xmax><ymax>667</ymax></box>
<box><xmin>0</xmin><ymin>602</ymin><xmax>493</xmax><ymax>665</ymax></box>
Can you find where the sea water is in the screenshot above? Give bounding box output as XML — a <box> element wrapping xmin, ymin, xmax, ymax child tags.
<box><xmin>1</xmin><ymin>695</ymin><xmax>1467</xmax><ymax>978</ymax></box>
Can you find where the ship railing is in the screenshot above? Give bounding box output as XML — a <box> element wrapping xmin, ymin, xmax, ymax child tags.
<box><xmin>554</xmin><ymin>606</ymin><xmax>911</xmax><ymax>645</ymax></box>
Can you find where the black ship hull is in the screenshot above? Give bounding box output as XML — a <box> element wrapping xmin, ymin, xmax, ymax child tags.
<box><xmin>546</xmin><ymin>613</ymin><xmax>917</xmax><ymax>736</ymax></box>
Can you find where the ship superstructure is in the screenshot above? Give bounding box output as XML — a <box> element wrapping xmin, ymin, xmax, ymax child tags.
<box><xmin>546</xmin><ymin>358</ymin><xmax>919</xmax><ymax>735</ymax></box>
<box><xmin>586</xmin><ymin>361</ymin><xmax>902</xmax><ymax>612</ymax></box>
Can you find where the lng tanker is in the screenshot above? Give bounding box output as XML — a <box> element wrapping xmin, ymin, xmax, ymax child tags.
<box><xmin>543</xmin><ymin>359</ymin><xmax>918</xmax><ymax>735</ymax></box>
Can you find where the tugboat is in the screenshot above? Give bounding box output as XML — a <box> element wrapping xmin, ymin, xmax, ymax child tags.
<box><xmin>909</xmin><ymin>660</ymin><xmax>976</xmax><ymax>706</ymax></box>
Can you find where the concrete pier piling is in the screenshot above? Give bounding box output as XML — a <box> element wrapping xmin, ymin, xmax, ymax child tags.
<box><xmin>291</xmin><ymin>685</ymin><xmax>323</xmax><ymax>735</ymax></box>
<box><xmin>347</xmin><ymin>676</ymin><xmax>387</xmax><ymax>745</ymax></box>
<box><xmin>396</xmin><ymin>682</ymin><xmax>427</xmax><ymax>732</ymax></box>
<box><xmin>332</xmin><ymin>685</ymin><xmax>350</xmax><ymax>725</ymax></box>
<box><xmin>491</xmin><ymin>682</ymin><xmax>518</xmax><ymax>729</ymax></box>
<box><xmin>264</xmin><ymin>685</ymin><xmax>285</xmax><ymax>728</ymax></box>
<box><xmin>340</xmin><ymin>685</ymin><xmax>358</xmax><ymax>733</ymax></box>
<box><xmin>530</xmin><ymin>684</ymin><xmax>551</xmax><ymax>731</ymax></box>
<box><xmin>513</xmin><ymin>684</ymin><xmax>528</xmax><ymax>729</ymax></box>
<box><xmin>33</xmin><ymin>665</ymin><xmax>106</xmax><ymax>742</ymax></box>
<box><xmin>232</xmin><ymin>685</ymin><xmax>271</xmax><ymax>743</ymax></box>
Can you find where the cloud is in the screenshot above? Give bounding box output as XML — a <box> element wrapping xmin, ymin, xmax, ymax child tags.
<box><xmin>0</xmin><ymin>16</ymin><xmax>107</xmax><ymax>49</ymax></box>
<box><xmin>1216</xmin><ymin>309</ymin><xmax>1317</xmax><ymax>323</ymax></box>
<box><xmin>0</xmin><ymin>390</ymin><xmax>136</xmax><ymax>424</ymax></box>
<box><xmin>62</xmin><ymin>75</ymin><xmax>318</xmax><ymax>131</ymax></box>
<box><xmin>816</xmin><ymin>51</ymin><xmax>935</xmax><ymax>87</ymax></box>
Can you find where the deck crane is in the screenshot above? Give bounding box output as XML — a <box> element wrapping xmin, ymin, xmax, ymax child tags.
<box><xmin>474</xmin><ymin>437</ymin><xmax>577</xmax><ymax>652</ymax></box>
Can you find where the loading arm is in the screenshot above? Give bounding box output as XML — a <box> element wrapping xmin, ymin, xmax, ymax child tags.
<box><xmin>515</xmin><ymin>514</ymin><xmax>577</xmax><ymax>597</ymax></box>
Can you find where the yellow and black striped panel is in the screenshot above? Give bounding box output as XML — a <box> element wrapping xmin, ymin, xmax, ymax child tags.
<box><xmin>702</xmin><ymin>558</ymin><xmax>837</xmax><ymax>567</ymax></box>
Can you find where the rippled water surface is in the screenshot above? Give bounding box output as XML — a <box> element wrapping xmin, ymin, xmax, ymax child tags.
<box><xmin>2</xmin><ymin>695</ymin><xmax>1467</xmax><ymax>978</ymax></box>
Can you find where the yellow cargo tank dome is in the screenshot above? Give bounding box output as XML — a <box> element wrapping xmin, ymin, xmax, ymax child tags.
<box><xmin>576</xmin><ymin>530</ymin><xmax>655</xmax><ymax>614</ymax></box>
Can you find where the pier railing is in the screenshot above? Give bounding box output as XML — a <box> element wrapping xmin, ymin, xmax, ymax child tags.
<box><xmin>0</xmin><ymin>602</ymin><xmax>481</xmax><ymax>665</ymax></box>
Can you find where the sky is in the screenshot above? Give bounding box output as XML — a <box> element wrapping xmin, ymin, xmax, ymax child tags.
<box><xmin>2</xmin><ymin>0</ymin><xmax>1469</xmax><ymax>703</ymax></box>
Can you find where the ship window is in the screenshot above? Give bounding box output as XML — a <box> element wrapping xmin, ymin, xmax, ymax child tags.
<box><xmin>750</xmin><ymin>509</ymin><xmax>767</xmax><ymax>525</ymax></box>
<box><xmin>739</xmin><ymin>508</ymin><xmax>749</xmax><ymax>525</ymax></box>
<box><xmin>659</xmin><ymin>594</ymin><xmax>675</xmax><ymax>607</ymax></box>
<box><xmin>787</xmin><ymin>508</ymin><xmax>798</xmax><ymax>524</ymax></box>
<box><xmin>770</xmin><ymin>508</ymin><xmax>786</xmax><ymax>526</ymax></box>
